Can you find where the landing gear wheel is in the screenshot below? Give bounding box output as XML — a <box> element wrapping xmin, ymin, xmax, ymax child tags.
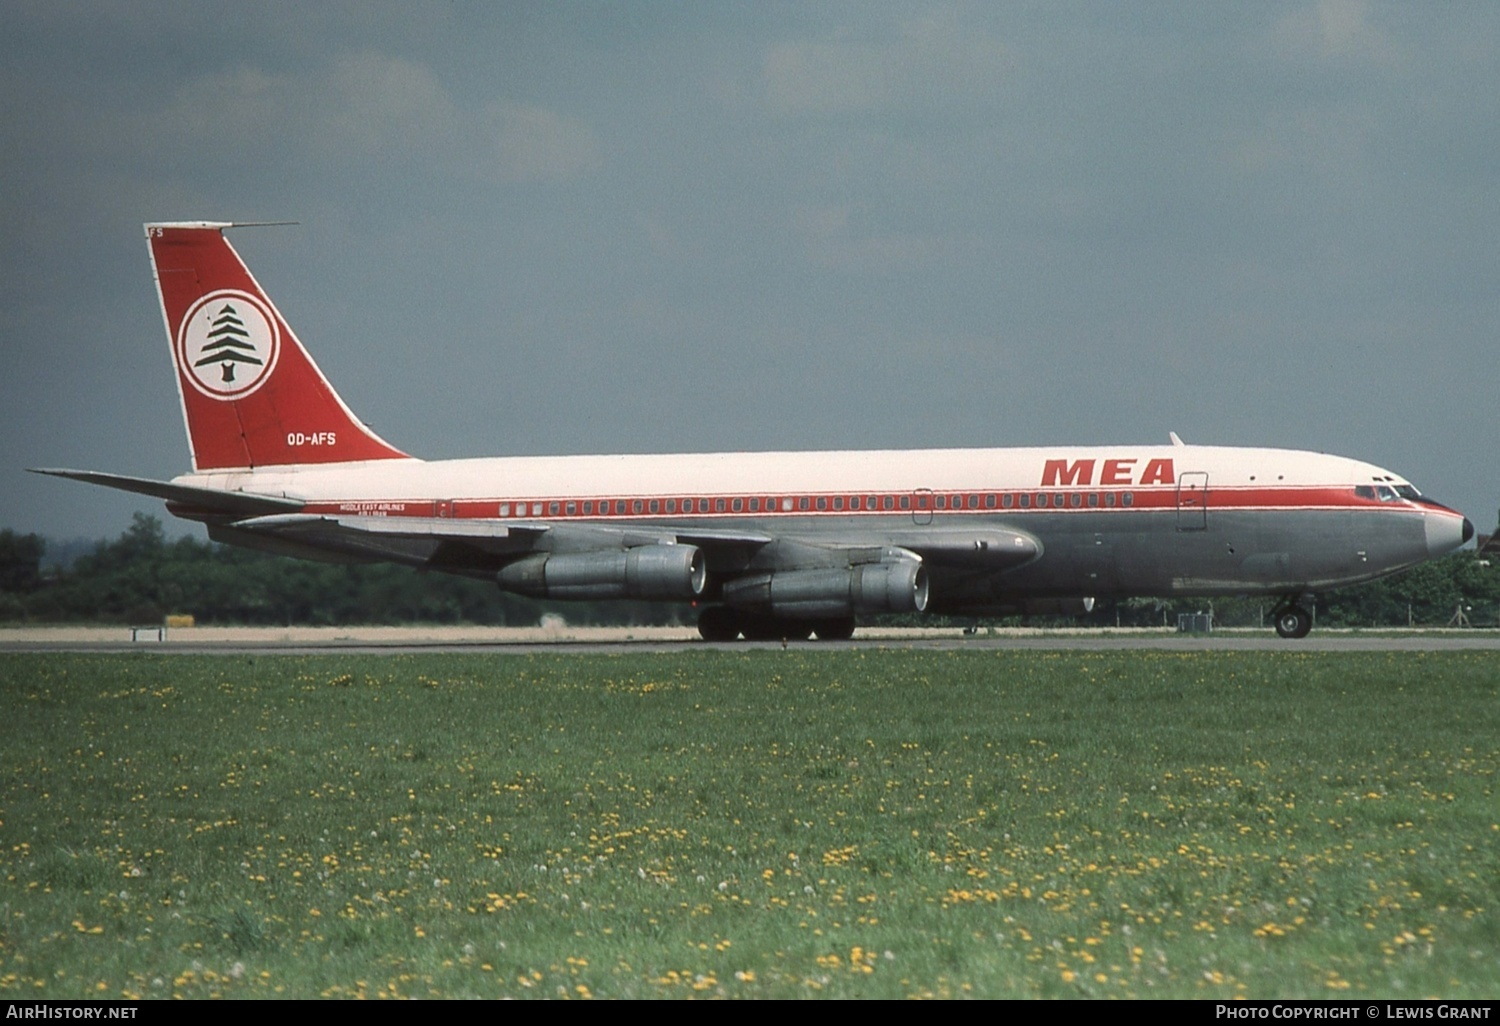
<box><xmin>811</xmin><ymin>617</ymin><xmax>856</xmax><ymax>641</ymax></box>
<box><xmin>698</xmin><ymin>605</ymin><xmax>741</xmax><ymax>642</ymax></box>
<box><xmin>1274</xmin><ymin>606</ymin><xmax>1313</xmax><ymax>639</ymax></box>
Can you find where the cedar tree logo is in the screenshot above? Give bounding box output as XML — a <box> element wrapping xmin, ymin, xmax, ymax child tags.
<box><xmin>176</xmin><ymin>290</ymin><xmax>280</xmax><ymax>399</ymax></box>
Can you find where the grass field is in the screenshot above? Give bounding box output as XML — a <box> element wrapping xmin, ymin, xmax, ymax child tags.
<box><xmin>1</xmin><ymin>650</ymin><xmax>1496</xmax><ymax>999</ymax></box>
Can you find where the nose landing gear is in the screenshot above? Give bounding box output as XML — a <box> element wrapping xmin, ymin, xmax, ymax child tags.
<box><xmin>1272</xmin><ymin>600</ymin><xmax>1314</xmax><ymax>639</ymax></box>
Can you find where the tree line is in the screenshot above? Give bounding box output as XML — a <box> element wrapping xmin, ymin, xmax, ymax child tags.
<box><xmin>0</xmin><ymin>514</ymin><xmax>1495</xmax><ymax>628</ymax></box>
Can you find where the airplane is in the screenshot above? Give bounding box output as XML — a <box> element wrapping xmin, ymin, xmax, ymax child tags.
<box><xmin>33</xmin><ymin>221</ymin><xmax>1473</xmax><ymax>641</ymax></box>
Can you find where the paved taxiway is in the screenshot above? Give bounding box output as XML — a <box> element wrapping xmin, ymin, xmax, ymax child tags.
<box><xmin>4</xmin><ymin>625</ymin><xmax>1500</xmax><ymax>654</ymax></box>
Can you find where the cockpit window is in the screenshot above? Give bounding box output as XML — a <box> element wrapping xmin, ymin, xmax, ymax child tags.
<box><xmin>1396</xmin><ymin>485</ymin><xmax>1422</xmax><ymax>501</ymax></box>
<box><xmin>1355</xmin><ymin>486</ymin><xmax>1375</xmax><ymax>500</ymax></box>
<box><xmin>1376</xmin><ymin>486</ymin><xmax>1400</xmax><ymax>502</ymax></box>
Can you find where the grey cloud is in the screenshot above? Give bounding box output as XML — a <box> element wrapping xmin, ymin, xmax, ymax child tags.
<box><xmin>762</xmin><ymin>10</ymin><xmax>1010</xmax><ymax>116</ymax></box>
<box><xmin>139</xmin><ymin>52</ymin><xmax>598</xmax><ymax>184</ymax></box>
<box><xmin>476</xmin><ymin>101</ymin><xmax>602</xmax><ymax>183</ymax></box>
<box><xmin>1269</xmin><ymin>0</ymin><xmax>1399</xmax><ymax>64</ymax></box>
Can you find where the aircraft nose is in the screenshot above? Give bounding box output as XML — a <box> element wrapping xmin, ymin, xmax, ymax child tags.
<box><xmin>1425</xmin><ymin>511</ymin><xmax>1473</xmax><ymax>558</ymax></box>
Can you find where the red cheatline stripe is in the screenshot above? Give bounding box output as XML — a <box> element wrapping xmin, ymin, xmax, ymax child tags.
<box><xmin>297</xmin><ymin>485</ymin><xmax>1426</xmax><ymax>520</ymax></box>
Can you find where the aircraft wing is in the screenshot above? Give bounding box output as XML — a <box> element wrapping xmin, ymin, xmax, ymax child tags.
<box><xmin>32</xmin><ymin>464</ymin><xmax>1042</xmax><ymax>586</ymax></box>
<box><xmin>223</xmin><ymin>513</ymin><xmax>549</xmax><ymax>569</ymax></box>
<box><xmin>219</xmin><ymin>513</ymin><xmax>775</xmax><ymax>571</ymax></box>
<box><xmin>216</xmin><ymin>511</ymin><xmax>1039</xmax><ymax>577</ymax></box>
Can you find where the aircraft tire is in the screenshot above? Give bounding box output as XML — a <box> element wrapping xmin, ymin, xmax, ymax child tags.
<box><xmin>1274</xmin><ymin>607</ymin><xmax>1313</xmax><ymax>639</ymax></box>
<box><xmin>698</xmin><ymin>605</ymin><xmax>741</xmax><ymax>642</ymax></box>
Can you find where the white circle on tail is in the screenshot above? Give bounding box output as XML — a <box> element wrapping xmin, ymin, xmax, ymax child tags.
<box><xmin>176</xmin><ymin>290</ymin><xmax>281</xmax><ymax>399</ymax></box>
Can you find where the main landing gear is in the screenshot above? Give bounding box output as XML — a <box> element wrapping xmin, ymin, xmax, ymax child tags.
<box><xmin>1272</xmin><ymin>599</ymin><xmax>1314</xmax><ymax>639</ymax></box>
<box><xmin>696</xmin><ymin>605</ymin><xmax>855</xmax><ymax>642</ymax></box>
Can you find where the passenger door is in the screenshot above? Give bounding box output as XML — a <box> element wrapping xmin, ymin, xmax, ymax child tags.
<box><xmin>1176</xmin><ymin>472</ymin><xmax>1208</xmax><ymax>531</ymax></box>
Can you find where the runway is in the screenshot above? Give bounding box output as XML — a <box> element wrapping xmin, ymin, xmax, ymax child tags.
<box><xmin>4</xmin><ymin>625</ymin><xmax>1500</xmax><ymax>654</ymax></box>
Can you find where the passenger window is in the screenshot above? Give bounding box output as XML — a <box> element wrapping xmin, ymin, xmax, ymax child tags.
<box><xmin>566</xmin><ymin>502</ymin><xmax>576</xmax><ymax>515</ymax></box>
<box><xmin>817</xmin><ymin>497</ymin><xmax>828</xmax><ymax>511</ymax></box>
<box><xmin>649</xmin><ymin>499</ymin><xmax>659</xmax><ymax>513</ymax></box>
<box><xmin>632</xmin><ymin>500</ymin><xmax>643</xmax><ymax>514</ymax></box>
<box><xmin>1019</xmin><ymin>494</ymin><xmax>1030</xmax><ymax>508</ymax></box>
<box><xmin>1105</xmin><ymin>493</ymin><xmax>1116</xmax><ymax>507</ymax></box>
<box><xmin>1053</xmin><ymin>494</ymin><xmax>1065</xmax><ymax>508</ymax></box>
<box><xmin>533</xmin><ymin>503</ymin><xmax>544</xmax><ymax>516</ymax></box>
<box><xmin>984</xmin><ymin>494</ymin><xmax>996</xmax><ymax>509</ymax></box>
<box><xmin>1002</xmin><ymin>494</ymin><xmax>1013</xmax><ymax>508</ymax></box>
<box><xmin>732</xmin><ymin>498</ymin><xmax>743</xmax><ymax>512</ymax></box>
<box><xmin>899</xmin><ymin>496</ymin><xmax>910</xmax><ymax>510</ymax></box>
<box><xmin>1088</xmin><ymin>493</ymin><xmax>1098</xmax><ymax>507</ymax></box>
<box><xmin>799</xmin><ymin>497</ymin><xmax>810</xmax><ymax>511</ymax></box>
<box><xmin>967</xmin><ymin>494</ymin><xmax>979</xmax><ymax>510</ymax></box>
<box><xmin>833</xmin><ymin>497</ymin><xmax>844</xmax><ymax>511</ymax></box>
<box><xmin>715</xmin><ymin>498</ymin><xmax>726</xmax><ymax>512</ymax></box>
<box><xmin>782</xmin><ymin>497</ymin><xmax>794</xmax><ymax>512</ymax></box>
<box><xmin>664</xmin><ymin>499</ymin><xmax>674</xmax><ymax>513</ymax></box>
<box><xmin>850</xmin><ymin>496</ymin><xmax>861</xmax><ymax>511</ymax></box>
<box><xmin>1070</xmin><ymin>493</ymin><xmax>1081</xmax><ymax>507</ymax></box>
<box><xmin>748</xmin><ymin>497</ymin><xmax>759</xmax><ymax>512</ymax></box>
<box><xmin>881</xmin><ymin>496</ymin><xmax>894</xmax><ymax>510</ymax></box>
<box><xmin>499</xmin><ymin>503</ymin><xmax>510</xmax><ymax>517</ymax></box>
<box><xmin>549</xmin><ymin>502</ymin><xmax>560</xmax><ymax>515</ymax></box>
<box><xmin>1122</xmin><ymin>493</ymin><xmax>1133</xmax><ymax>507</ymax></box>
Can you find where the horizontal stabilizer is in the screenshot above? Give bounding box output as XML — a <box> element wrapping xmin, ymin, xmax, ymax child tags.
<box><xmin>28</xmin><ymin>468</ymin><xmax>304</xmax><ymax>517</ymax></box>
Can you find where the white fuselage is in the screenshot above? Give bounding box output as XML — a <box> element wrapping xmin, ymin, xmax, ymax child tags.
<box><xmin>177</xmin><ymin>442</ymin><xmax>1468</xmax><ymax>603</ymax></box>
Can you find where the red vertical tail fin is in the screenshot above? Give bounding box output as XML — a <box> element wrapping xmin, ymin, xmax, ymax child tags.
<box><xmin>147</xmin><ymin>222</ymin><xmax>410</xmax><ymax>472</ymax></box>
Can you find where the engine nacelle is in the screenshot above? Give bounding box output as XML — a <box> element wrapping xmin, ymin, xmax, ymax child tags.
<box><xmin>497</xmin><ymin>545</ymin><xmax>706</xmax><ymax>601</ymax></box>
<box><xmin>721</xmin><ymin>562</ymin><xmax>928</xmax><ymax>618</ymax></box>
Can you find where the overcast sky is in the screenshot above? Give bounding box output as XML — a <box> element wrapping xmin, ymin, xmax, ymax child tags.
<box><xmin>3</xmin><ymin>1</ymin><xmax>1497</xmax><ymax>542</ymax></box>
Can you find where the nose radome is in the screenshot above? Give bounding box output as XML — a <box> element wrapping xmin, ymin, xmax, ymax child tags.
<box><xmin>1425</xmin><ymin>512</ymin><xmax>1472</xmax><ymax>558</ymax></box>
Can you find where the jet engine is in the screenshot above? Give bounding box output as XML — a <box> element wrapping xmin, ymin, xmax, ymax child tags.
<box><xmin>721</xmin><ymin>561</ymin><xmax>928</xmax><ymax>618</ymax></box>
<box><xmin>497</xmin><ymin>545</ymin><xmax>706</xmax><ymax>600</ymax></box>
